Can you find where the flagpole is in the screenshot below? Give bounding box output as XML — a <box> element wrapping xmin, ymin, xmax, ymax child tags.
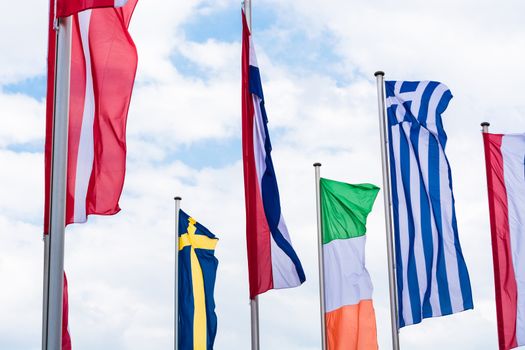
<box><xmin>243</xmin><ymin>1</ymin><xmax>261</xmax><ymax>349</ymax></box>
<box><xmin>43</xmin><ymin>15</ymin><xmax>72</xmax><ymax>350</ymax></box>
<box><xmin>374</xmin><ymin>71</ymin><xmax>400</xmax><ymax>350</ymax></box>
<box><xmin>174</xmin><ymin>196</ymin><xmax>181</xmax><ymax>350</ymax></box>
<box><xmin>313</xmin><ymin>163</ymin><xmax>327</xmax><ymax>350</ymax></box>
<box><xmin>481</xmin><ymin>122</ymin><xmax>490</xmax><ymax>134</ymax></box>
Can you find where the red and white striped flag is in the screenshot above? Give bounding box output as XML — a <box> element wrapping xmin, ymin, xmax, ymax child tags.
<box><xmin>44</xmin><ymin>0</ymin><xmax>138</xmax><ymax>347</ymax></box>
<box><xmin>483</xmin><ymin>132</ymin><xmax>525</xmax><ymax>350</ymax></box>
<box><xmin>44</xmin><ymin>0</ymin><xmax>138</xmax><ymax>234</ymax></box>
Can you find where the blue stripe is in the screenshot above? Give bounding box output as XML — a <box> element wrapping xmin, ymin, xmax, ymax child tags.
<box><xmin>399</xmin><ymin>123</ymin><xmax>422</xmax><ymax>324</ymax></box>
<box><xmin>249</xmin><ymin>66</ymin><xmax>265</xmax><ymax>102</ymax></box>
<box><xmin>387</xmin><ymin>123</ymin><xmax>405</xmax><ymax>328</ymax></box>
<box><xmin>400</xmin><ymin>81</ymin><xmax>419</xmax><ymax>93</ymax></box>
<box><xmin>434</xmin><ymin>90</ymin><xmax>453</xmax><ymax>148</ymax></box>
<box><xmin>259</xmin><ymin>98</ymin><xmax>306</xmax><ymax>283</ymax></box>
<box><xmin>417</xmin><ymin>82</ymin><xmax>439</xmax><ymax>126</ymax></box>
<box><xmin>427</xmin><ymin>134</ymin><xmax>453</xmax><ymax>316</ymax></box>
<box><xmin>446</xmin><ymin>156</ymin><xmax>474</xmax><ymax>311</ymax></box>
<box><xmin>250</xmin><ymin>62</ymin><xmax>306</xmax><ymax>284</ymax></box>
<box><xmin>412</xmin><ymin>126</ymin><xmax>434</xmax><ymax>319</ymax></box>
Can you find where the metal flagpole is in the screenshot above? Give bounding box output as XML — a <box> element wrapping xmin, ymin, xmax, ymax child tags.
<box><xmin>174</xmin><ymin>196</ymin><xmax>181</xmax><ymax>350</ymax></box>
<box><xmin>374</xmin><ymin>71</ymin><xmax>400</xmax><ymax>350</ymax></box>
<box><xmin>313</xmin><ymin>163</ymin><xmax>327</xmax><ymax>350</ymax></box>
<box><xmin>243</xmin><ymin>1</ymin><xmax>260</xmax><ymax>349</ymax></box>
<box><xmin>481</xmin><ymin>122</ymin><xmax>490</xmax><ymax>134</ymax></box>
<box><xmin>43</xmin><ymin>15</ymin><xmax>72</xmax><ymax>350</ymax></box>
<box><xmin>42</xmin><ymin>233</ymin><xmax>50</xmax><ymax>348</ymax></box>
<box><xmin>250</xmin><ymin>297</ymin><xmax>260</xmax><ymax>350</ymax></box>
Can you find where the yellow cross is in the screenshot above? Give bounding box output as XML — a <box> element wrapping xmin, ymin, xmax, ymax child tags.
<box><xmin>179</xmin><ymin>217</ymin><xmax>218</xmax><ymax>350</ymax></box>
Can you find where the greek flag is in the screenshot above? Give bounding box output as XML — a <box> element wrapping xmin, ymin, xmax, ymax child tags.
<box><xmin>385</xmin><ymin>81</ymin><xmax>473</xmax><ymax>328</ymax></box>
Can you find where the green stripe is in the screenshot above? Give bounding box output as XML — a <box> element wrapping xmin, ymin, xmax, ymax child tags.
<box><xmin>320</xmin><ymin>178</ymin><xmax>380</xmax><ymax>244</ymax></box>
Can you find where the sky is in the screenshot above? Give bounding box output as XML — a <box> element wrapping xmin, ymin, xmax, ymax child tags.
<box><xmin>1</xmin><ymin>0</ymin><xmax>525</xmax><ymax>349</ymax></box>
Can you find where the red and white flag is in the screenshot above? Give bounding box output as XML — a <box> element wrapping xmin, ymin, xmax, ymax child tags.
<box><xmin>44</xmin><ymin>0</ymin><xmax>138</xmax><ymax>347</ymax></box>
<box><xmin>44</xmin><ymin>0</ymin><xmax>138</xmax><ymax>234</ymax></box>
<box><xmin>483</xmin><ymin>132</ymin><xmax>525</xmax><ymax>350</ymax></box>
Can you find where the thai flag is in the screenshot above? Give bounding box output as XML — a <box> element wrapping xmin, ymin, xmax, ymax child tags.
<box><xmin>483</xmin><ymin>132</ymin><xmax>525</xmax><ymax>350</ymax></box>
<box><xmin>44</xmin><ymin>0</ymin><xmax>138</xmax><ymax>234</ymax></box>
<box><xmin>241</xmin><ymin>11</ymin><xmax>306</xmax><ymax>299</ymax></box>
<box><xmin>385</xmin><ymin>81</ymin><xmax>473</xmax><ymax>327</ymax></box>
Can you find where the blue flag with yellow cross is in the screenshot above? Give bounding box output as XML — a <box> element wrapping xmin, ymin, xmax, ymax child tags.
<box><xmin>178</xmin><ymin>209</ymin><xmax>219</xmax><ymax>350</ymax></box>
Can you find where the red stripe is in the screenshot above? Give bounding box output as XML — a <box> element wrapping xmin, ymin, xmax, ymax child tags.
<box><xmin>62</xmin><ymin>272</ymin><xmax>72</xmax><ymax>350</ymax></box>
<box><xmin>483</xmin><ymin>133</ymin><xmax>518</xmax><ymax>350</ymax></box>
<box><xmin>57</xmin><ymin>0</ymin><xmax>116</xmax><ymax>17</ymax></box>
<box><xmin>83</xmin><ymin>3</ymin><xmax>137</xmax><ymax>219</ymax></box>
<box><xmin>241</xmin><ymin>12</ymin><xmax>273</xmax><ymax>299</ymax></box>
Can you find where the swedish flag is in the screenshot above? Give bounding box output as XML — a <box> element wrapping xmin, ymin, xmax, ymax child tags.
<box><xmin>178</xmin><ymin>210</ymin><xmax>219</xmax><ymax>350</ymax></box>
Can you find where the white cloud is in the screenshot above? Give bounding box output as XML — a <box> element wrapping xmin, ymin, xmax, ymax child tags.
<box><xmin>0</xmin><ymin>0</ymin><xmax>48</xmax><ymax>84</ymax></box>
<box><xmin>0</xmin><ymin>93</ymin><xmax>45</xmax><ymax>148</ymax></box>
<box><xmin>2</xmin><ymin>0</ymin><xmax>525</xmax><ymax>349</ymax></box>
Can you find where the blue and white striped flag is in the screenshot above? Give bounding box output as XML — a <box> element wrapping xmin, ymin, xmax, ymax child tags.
<box><xmin>385</xmin><ymin>81</ymin><xmax>473</xmax><ymax>328</ymax></box>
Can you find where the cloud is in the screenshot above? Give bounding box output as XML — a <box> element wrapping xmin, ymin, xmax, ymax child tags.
<box><xmin>2</xmin><ymin>0</ymin><xmax>525</xmax><ymax>349</ymax></box>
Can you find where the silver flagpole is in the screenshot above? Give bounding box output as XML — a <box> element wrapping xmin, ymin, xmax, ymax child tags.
<box><xmin>313</xmin><ymin>163</ymin><xmax>327</xmax><ymax>350</ymax></box>
<box><xmin>481</xmin><ymin>122</ymin><xmax>490</xmax><ymax>134</ymax></box>
<box><xmin>374</xmin><ymin>71</ymin><xmax>400</xmax><ymax>350</ymax></box>
<box><xmin>243</xmin><ymin>0</ymin><xmax>252</xmax><ymax>31</ymax></box>
<box><xmin>243</xmin><ymin>1</ymin><xmax>260</xmax><ymax>349</ymax></box>
<box><xmin>43</xmin><ymin>15</ymin><xmax>72</xmax><ymax>350</ymax></box>
<box><xmin>174</xmin><ymin>196</ymin><xmax>181</xmax><ymax>350</ymax></box>
<box><xmin>250</xmin><ymin>297</ymin><xmax>260</xmax><ymax>350</ymax></box>
<box><xmin>42</xmin><ymin>234</ymin><xmax>50</xmax><ymax>348</ymax></box>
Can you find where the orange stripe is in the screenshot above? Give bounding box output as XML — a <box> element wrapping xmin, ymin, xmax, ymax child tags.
<box><xmin>325</xmin><ymin>299</ymin><xmax>378</xmax><ymax>350</ymax></box>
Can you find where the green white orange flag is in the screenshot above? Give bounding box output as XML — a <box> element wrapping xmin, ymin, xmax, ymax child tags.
<box><xmin>320</xmin><ymin>178</ymin><xmax>379</xmax><ymax>350</ymax></box>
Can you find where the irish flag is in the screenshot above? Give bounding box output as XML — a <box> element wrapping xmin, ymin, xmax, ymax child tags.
<box><xmin>320</xmin><ymin>178</ymin><xmax>379</xmax><ymax>350</ymax></box>
<box><xmin>483</xmin><ymin>132</ymin><xmax>525</xmax><ymax>350</ymax></box>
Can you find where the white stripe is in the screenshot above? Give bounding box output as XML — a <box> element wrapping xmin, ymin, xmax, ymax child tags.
<box><xmin>271</xmin><ymin>216</ymin><xmax>301</xmax><ymax>289</ymax></box>
<box><xmin>425</xmin><ymin>83</ymin><xmax>448</xmax><ymax>137</ymax></box>
<box><xmin>501</xmin><ymin>134</ymin><xmax>525</xmax><ymax>345</ymax></box>
<box><xmin>249</xmin><ymin>36</ymin><xmax>258</xmax><ymax>68</ymax></box>
<box><xmin>73</xmin><ymin>10</ymin><xmax>95</xmax><ymax>223</ymax></box>
<box><xmin>323</xmin><ymin>236</ymin><xmax>373</xmax><ymax>312</ymax></box>
<box><xmin>416</xmin><ymin>130</ymin><xmax>442</xmax><ymax>316</ymax></box>
<box><xmin>436</xmin><ymin>141</ymin><xmax>463</xmax><ymax>313</ymax></box>
<box><xmin>252</xmin><ymin>95</ymin><xmax>266</xmax><ymax>183</ymax></box>
<box><xmin>252</xmin><ymin>94</ymin><xmax>300</xmax><ymax>288</ymax></box>
<box><xmin>391</xmin><ymin>125</ymin><xmax>413</xmax><ymax>325</ymax></box>
<box><xmin>403</xmin><ymin>123</ymin><xmax>427</xmax><ymax>315</ymax></box>
<box><xmin>114</xmin><ymin>0</ymin><xmax>128</xmax><ymax>7</ymax></box>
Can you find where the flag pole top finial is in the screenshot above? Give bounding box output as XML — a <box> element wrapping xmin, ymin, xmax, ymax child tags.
<box><xmin>481</xmin><ymin>122</ymin><xmax>490</xmax><ymax>127</ymax></box>
<box><xmin>313</xmin><ymin>162</ymin><xmax>322</xmax><ymax>167</ymax></box>
<box><xmin>374</xmin><ymin>71</ymin><xmax>385</xmax><ymax>77</ymax></box>
<box><xmin>174</xmin><ymin>196</ymin><xmax>182</xmax><ymax>201</ymax></box>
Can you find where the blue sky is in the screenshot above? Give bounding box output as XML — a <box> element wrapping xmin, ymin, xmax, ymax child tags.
<box><xmin>1</xmin><ymin>0</ymin><xmax>525</xmax><ymax>349</ymax></box>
